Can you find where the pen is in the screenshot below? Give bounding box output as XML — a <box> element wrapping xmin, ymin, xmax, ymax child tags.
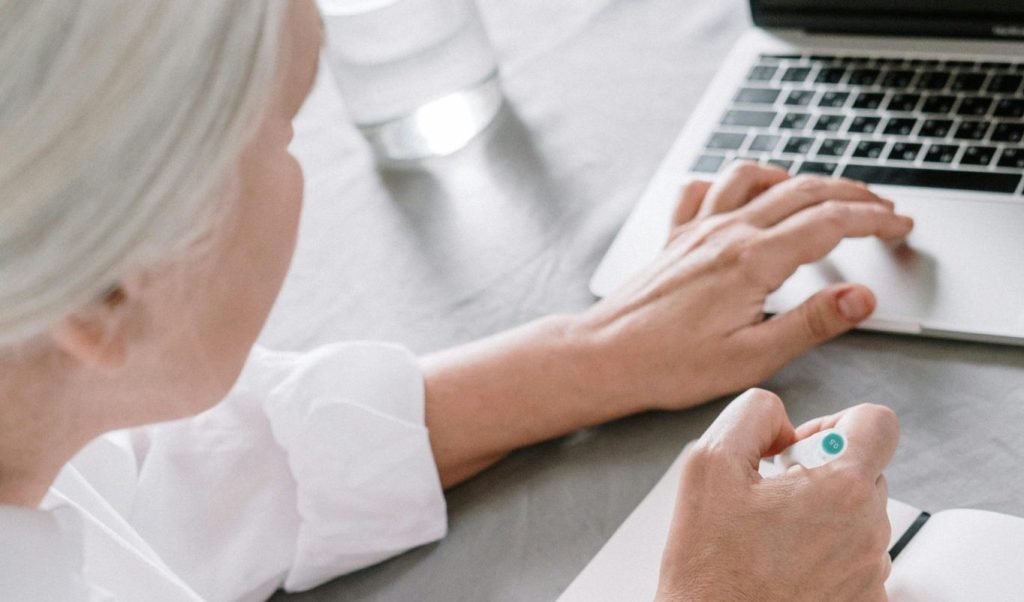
<box><xmin>775</xmin><ymin>428</ymin><xmax>847</xmax><ymax>469</ymax></box>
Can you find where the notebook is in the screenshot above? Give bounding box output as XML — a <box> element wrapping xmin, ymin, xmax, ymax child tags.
<box><xmin>558</xmin><ymin>447</ymin><xmax>1024</xmax><ymax>602</ymax></box>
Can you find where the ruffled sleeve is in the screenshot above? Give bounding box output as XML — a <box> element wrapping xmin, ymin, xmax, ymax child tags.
<box><xmin>128</xmin><ymin>342</ymin><xmax>447</xmax><ymax>602</ymax></box>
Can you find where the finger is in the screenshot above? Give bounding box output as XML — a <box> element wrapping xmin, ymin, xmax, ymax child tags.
<box><xmin>829</xmin><ymin>403</ymin><xmax>901</xmax><ymax>475</ymax></box>
<box><xmin>747</xmin><ymin>201</ymin><xmax>914</xmax><ymax>291</ymax></box>
<box><xmin>794</xmin><ymin>410</ymin><xmax>844</xmax><ymax>439</ymax></box>
<box><xmin>876</xmin><ymin>473</ymin><xmax>889</xmax><ymax>506</ymax></box>
<box><xmin>740</xmin><ymin>283</ymin><xmax>876</xmax><ymax>366</ymax></box>
<box><xmin>792</xmin><ymin>404</ymin><xmax>900</xmax><ymax>476</ymax></box>
<box><xmin>697</xmin><ymin>161</ymin><xmax>790</xmax><ymax>217</ymax></box>
<box><xmin>699</xmin><ymin>388</ymin><xmax>797</xmax><ymax>473</ymax></box>
<box><xmin>671</xmin><ymin>180</ymin><xmax>713</xmax><ymax>228</ymax></box>
<box><xmin>741</xmin><ymin>175</ymin><xmax>894</xmax><ymax>227</ymax></box>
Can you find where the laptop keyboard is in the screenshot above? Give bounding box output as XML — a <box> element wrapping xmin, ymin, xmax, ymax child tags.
<box><xmin>692</xmin><ymin>54</ymin><xmax>1024</xmax><ymax>195</ymax></box>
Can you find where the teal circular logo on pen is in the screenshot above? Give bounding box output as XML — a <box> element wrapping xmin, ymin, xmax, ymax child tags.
<box><xmin>822</xmin><ymin>433</ymin><xmax>845</xmax><ymax>455</ymax></box>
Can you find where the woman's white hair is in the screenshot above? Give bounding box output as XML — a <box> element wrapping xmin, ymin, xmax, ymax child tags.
<box><xmin>0</xmin><ymin>0</ymin><xmax>288</xmax><ymax>345</ymax></box>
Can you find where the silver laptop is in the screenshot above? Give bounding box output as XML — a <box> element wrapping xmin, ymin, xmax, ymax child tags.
<box><xmin>591</xmin><ymin>1</ymin><xmax>1024</xmax><ymax>344</ymax></box>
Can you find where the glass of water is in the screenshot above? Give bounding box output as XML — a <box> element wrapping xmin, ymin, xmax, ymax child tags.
<box><xmin>318</xmin><ymin>0</ymin><xmax>503</xmax><ymax>161</ymax></box>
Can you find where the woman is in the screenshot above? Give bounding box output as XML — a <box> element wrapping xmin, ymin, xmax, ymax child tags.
<box><xmin>0</xmin><ymin>1</ymin><xmax>907</xmax><ymax>600</ymax></box>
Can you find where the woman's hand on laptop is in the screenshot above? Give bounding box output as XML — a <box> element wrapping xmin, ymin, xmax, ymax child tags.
<box><xmin>420</xmin><ymin>163</ymin><xmax>910</xmax><ymax>487</ymax></box>
<box><xmin>656</xmin><ymin>389</ymin><xmax>898</xmax><ymax>602</ymax></box>
<box><xmin>578</xmin><ymin>162</ymin><xmax>913</xmax><ymax>411</ymax></box>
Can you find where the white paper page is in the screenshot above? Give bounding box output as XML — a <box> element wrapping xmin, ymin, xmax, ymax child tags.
<box><xmin>559</xmin><ymin>449</ymin><xmax>924</xmax><ymax>602</ymax></box>
<box><xmin>887</xmin><ymin>509</ymin><xmax>1024</xmax><ymax>602</ymax></box>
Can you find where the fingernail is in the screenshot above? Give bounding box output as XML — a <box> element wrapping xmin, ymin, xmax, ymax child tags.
<box><xmin>838</xmin><ymin>289</ymin><xmax>872</xmax><ymax>321</ymax></box>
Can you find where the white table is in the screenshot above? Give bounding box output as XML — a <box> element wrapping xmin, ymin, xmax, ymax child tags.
<box><xmin>268</xmin><ymin>0</ymin><xmax>1024</xmax><ymax>599</ymax></box>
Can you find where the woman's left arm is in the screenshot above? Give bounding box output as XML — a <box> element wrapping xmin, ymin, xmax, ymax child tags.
<box><xmin>423</xmin><ymin>163</ymin><xmax>914</xmax><ymax>487</ymax></box>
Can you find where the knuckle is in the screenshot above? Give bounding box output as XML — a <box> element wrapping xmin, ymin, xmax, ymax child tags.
<box><xmin>681</xmin><ymin>179</ymin><xmax>706</xmax><ymax>196</ymax></box>
<box><xmin>790</xmin><ymin>174</ymin><xmax>828</xmax><ymax>194</ymax></box>
<box><xmin>742</xmin><ymin>387</ymin><xmax>785</xmax><ymax>412</ymax></box>
<box><xmin>818</xmin><ymin>199</ymin><xmax>851</xmax><ymax>224</ymax></box>
<box><xmin>880</xmin><ymin>555</ymin><xmax>894</xmax><ymax>582</ymax></box>
<box><xmin>873</xmin><ymin>518</ymin><xmax>893</xmax><ymax>555</ymax></box>
<box><xmin>728</xmin><ymin>160</ymin><xmax>763</xmax><ymax>180</ymax></box>
<box><xmin>711</xmin><ymin>234</ymin><xmax>750</xmax><ymax>268</ymax></box>
<box><xmin>683</xmin><ymin>440</ymin><xmax>730</xmax><ymax>475</ymax></box>
<box><xmin>801</xmin><ymin>297</ymin><xmax>836</xmax><ymax>341</ymax></box>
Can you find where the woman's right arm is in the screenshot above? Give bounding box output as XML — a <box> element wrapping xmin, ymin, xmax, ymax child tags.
<box><xmin>656</xmin><ymin>389</ymin><xmax>898</xmax><ymax>602</ymax></box>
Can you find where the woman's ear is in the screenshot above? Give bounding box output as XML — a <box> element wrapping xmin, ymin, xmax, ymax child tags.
<box><xmin>49</xmin><ymin>286</ymin><xmax>130</xmax><ymax>369</ymax></box>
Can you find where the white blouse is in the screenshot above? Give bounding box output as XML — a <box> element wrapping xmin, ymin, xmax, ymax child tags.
<box><xmin>0</xmin><ymin>343</ymin><xmax>448</xmax><ymax>601</ymax></box>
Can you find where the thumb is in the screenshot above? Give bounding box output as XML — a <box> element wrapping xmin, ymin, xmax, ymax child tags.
<box><xmin>699</xmin><ymin>388</ymin><xmax>798</xmax><ymax>474</ymax></box>
<box><xmin>754</xmin><ymin>284</ymin><xmax>876</xmax><ymax>364</ymax></box>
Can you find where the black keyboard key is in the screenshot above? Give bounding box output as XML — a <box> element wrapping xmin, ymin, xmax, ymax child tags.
<box><xmin>853</xmin><ymin>140</ymin><xmax>887</xmax><ymax>159</ymax></box>
<box><xmin>813</xmin><ymin>114</ymin><xmax>846</xmax><ymax>132</ymax></box>
<box><xmin>747</xmin><ymin>64</ymin><xmax>778</xmax><ymax>82</ymax></box>
<box><xmin>783</xmin><ymin>136</ymin><xmax>815</xmax><ymax>154</ymax></box>
<box><xmin>923</xmin><ymin>144</ymin><xmax>960</xmax><ymax>163</ymax></box>
<box><xmin>815</xmin><ymin>67</ymin><xmax>847</xmax><ymax>84</ymax></box>
<box><xmin>852</xmin><ymin>92</ymin><xmax>885</xmax><ymax>110</ymax></box>
<box><xmin>946</xmin><ymin>60</ymin><xmax>976</xmax><ymax>70</ymax></box>
<box><xmin>981</xmin><ymin>62</ymin><xmax>1013</xmax><ymax>70</ymax></box>
<box><xmin>722</xmin><ymin>110</ymin><xmax>777</xmax><ymax>127</ymax></box>
<box><xmin>707</xmin><ymin>132</ymin><xmax>747</xmax><ymax>150</ymax></box>
<box><xmin>692</xmin><ymin>155</ymin><xmax>726</xmax><ymax>173</ymax></box>
<box><xmin>798</xmin><ymin>161</ymin><xmax>839</xmax><ymax>176</ymax></box>
<box><xmin>887</xmin><ymin>93</ymin><xmax>921</xmax><ymax>112</ymax></box>
<box><xmin>961</xmin><ymin>145</ymin><xmax>998</xmax><ymax>167</ymax></box>
<box><xmin>998</xmin><ymin>148</ymin><xmax>1024</xmax><ymax>169</ymax></box>
<box><xmin>848</xmin><ymin>115</ymin><xmax>882</xmax><ymax>134</ymax></box>
<box><xmin>956</xmin><ymin>96</ymin><xmax>993</xmax><ymax>117</ymax></box>
<box><xmin>987</xmin><ymin>74</ymin><xmax>1023</xmax><ymax>94</ymax></box>
<box><xmin>917</xmin><ymin>71</ymin><xmax>951</xmax><ymax>90</ymax></box>
<box><xmin>876</xmin><ymin>58</ymin><xmax>904</xmax><ymax>67</ymax></box>
<box><xmin>884</xmin><ymin>118</ymin><xmax>918</xmax><ymax>136</ymax></box>
<box><xmin>951</xmin><ymin>72</ymin><xmax>987</xmax><ymax>92</ymax></box>
<box><xmin>841</xmin><ymin>164</ymin><xmax>1022</xmax><ymax>193</ymax></box>
<box><xmin>818</xmin><ymin>91</ymin><xmax>850</xmax><ymax>108</ymax></box>
<box><xmin>779</xmin><ymin>113</ymin><xmax>811</xmax><ymax>130</ymax></box>
<box><xmin>954</xmin><ymin>120</ymin><xmax>991</xmax><ymax>141</ymax></box>
<box><xmin>784</xmin><ymin>90</ymin><xmax>815</xmax><ymax>106</ymax></box>
<box><xmin>994</xmin><ymin>98</ymin><xmax>1024</xmax><ymax>118</ymax></box>
<box><xmin>735</xmin><ymin>87</ymin><xmax>781</xmax><ymax>104</ymax></box>
<box><xmin>848</xmin><ymin>69</ymin><xmax>881</xmax><ymax>86</ymax></box>
<box><xmin>782</xmin><ymin>67</ymin><xmax>812</xmax><ymax>83</ymax></box>
<box><xmin>749</xmin><ymin>134</ymin><xmax>782</xmax><ymax>152</ymax></box>
<box><xmin>919</xmin><ymin>119</ymin><xmax>954</xmax><ymax>138</ymax></box>
<box><xmin>992</xmin><ymin>122</ymin><xmax>1024</xmax><ymax>143</ymax></box>
<box><xmin>888</xmin><ymin>142</ymin><xmax>923</xmax><ymax>162</ymax></box>
<box><xmin>809</xmin><ymin>55</ymin><xmax>837</xmax><ymax>62</ymax></box>
<box><xmin>766</xmin><ymin>158</ymin><xmax>795</xmax><ymax>171</ymax></box>
<box><xmin>760</xmin><ymin>54</ymin><xmax>802</xmax><ymax>61</ymax></box>
<box><xmin>817</xmin><ymin>138</ymin><xmax>850</xmax><ymax>157</ymax></box>
<box><xmin>881</xmin><ymin>70</ymin><xmax>916</xmax><ymax>88</ymax></box>
<box><xmin>921</xmin><ymin>95</ymin><xmax>957</xmax><ymax>114</ymax></box>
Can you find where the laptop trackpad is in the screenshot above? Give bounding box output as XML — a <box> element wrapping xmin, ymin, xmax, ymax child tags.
<box><xmin>764</xmin><ymin>194</ymin><xmax>1024</xmax><ymax>340</ymax></box>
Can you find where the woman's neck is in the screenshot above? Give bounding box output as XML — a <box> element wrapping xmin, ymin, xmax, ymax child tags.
<box><xmin>0</xmin><ymin>361</ymin><xmax>101</xmax><ymax>507</ymax></box>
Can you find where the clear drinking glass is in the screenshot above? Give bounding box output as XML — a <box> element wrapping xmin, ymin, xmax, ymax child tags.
<box><xmin>318</xmin><ymin>0</ymin><xmax>503</xmax><ymax>161</ymax></box>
